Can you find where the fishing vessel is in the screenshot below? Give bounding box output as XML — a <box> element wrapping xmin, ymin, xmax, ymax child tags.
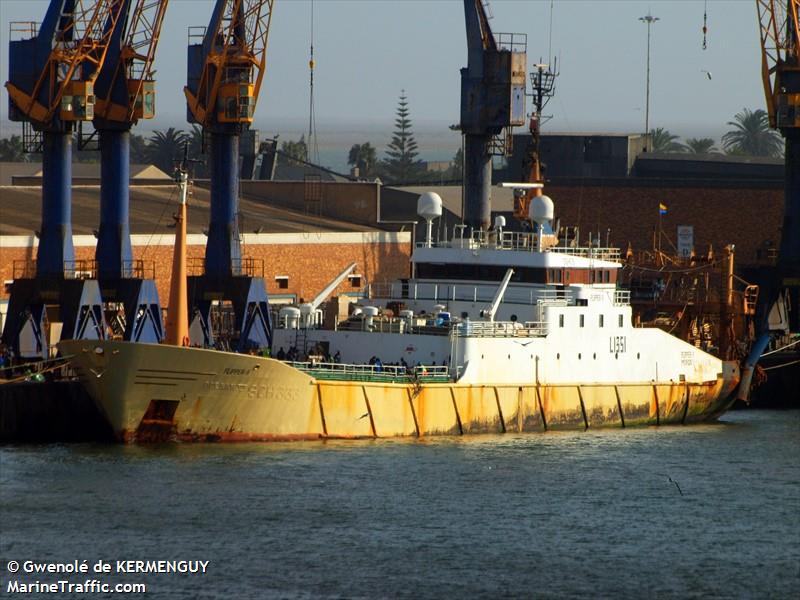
<box><xmin>61</xmin><ymin>187</ymin><xmax>741</xmax><ymax>442</ymax></box>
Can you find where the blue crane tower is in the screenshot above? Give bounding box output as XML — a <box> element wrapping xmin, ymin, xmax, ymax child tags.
<box><xmin>2</xmin><ymin>0</ymin><xmax>125</xmax><ymax>358</ymax></box>
<box><xmin>460</xmin><ymin>0</ymin><xmax>527</xmax><ymax>232</ymax></box>
<box><xmin>183</xmin><ymin>0</ymin><xmax>274</xmax><ymax>351</ymax></box>
<box><xmin>88</xmin><ymin>0</ymin><xmax>169</xmax><ymax>343</ymax></box>
<box><xmin>738</xmin><ymin>1</ymin><xmax>800</xmax><ymax>399</ymax></box>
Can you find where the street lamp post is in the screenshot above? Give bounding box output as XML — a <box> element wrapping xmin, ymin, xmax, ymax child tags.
<box><xmin>639</xmin><ymin>12</ymin><xmax>659</xmax><ymax>151</ymax></box>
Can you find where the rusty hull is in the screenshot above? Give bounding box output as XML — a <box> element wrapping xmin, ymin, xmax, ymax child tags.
<box><xmin>60</xmin><ymin>340</ymin><xmax>739</xmax><ymax>443</ymax></box>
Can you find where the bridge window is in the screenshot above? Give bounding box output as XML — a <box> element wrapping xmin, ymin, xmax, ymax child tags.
<box><xmin>275</xmin><ymin>275</ymin><xmax>289</xmax><ymax>290</ymax></box>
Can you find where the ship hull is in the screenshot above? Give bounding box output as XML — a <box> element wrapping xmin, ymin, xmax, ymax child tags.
<box><xmin>60</xmin><ymin>340</ymin><xmax>739</xmax><ymax>443</ymax></box>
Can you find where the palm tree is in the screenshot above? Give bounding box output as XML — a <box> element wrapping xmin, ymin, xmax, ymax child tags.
<box><xmin>147</xmin><ymin>128</ymin><xmax>189</xmax><ymax>174</ymax></box>
<box><xmin>449</xmin><ymin>147</ymin><xmax>463</xmax><ymax>180</ymax></box>
<box><xmin>187</xmin><ymin>125</ymin><xmax>209</xmax><ymax>177</ymax></box>
<box><xmin>129</xmin><ymin>133</ymin><xmax>149</xmax><ymax>164</ymax></box>
<box><xmin>682</xmin><ymin>138</ymin><xmax>718</xmax><ymax>154</ymax></box>
<box><xmin>347</xmin><ymin>142</ymin><xmax>377</xmax><ymax>177</ymax></box>
<box><xmin>722</xmin><ymin>108</ymin><xmax>783</xmax><ymax>157</ymax></box>
<box><xmin>649</xmin><ymin>128</ymin><xmax>685</xmax><ymax>153</ymax></box>
<box><xmin>279</xmin><ymin>135</ymin><xmax>308</xmax><ymax>166</ymax></box>
<box><xmin>0</xmin><ymin>135</ymin><xmax>29</xmax><ymax>161</ymax></box>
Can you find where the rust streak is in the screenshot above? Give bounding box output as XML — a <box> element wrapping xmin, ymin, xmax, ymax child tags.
<box><xmin>316</xmin><ymin>384</ymin><xmax>328</xmax><ymax>436</ymax></box>
<box><xmin>614</xmin><ymin>385</ymin><xmax>626</xmax><ymax>428</ymax></box>
<box><xmin>405</xmin><ymin>387</ymin><xmax>420</xmax><ymax>437</ymax></box>
<box><xmin>681</xmin><ymin>384</ymin><xmax>690</xmax><ymax>425</ymax></box>
<box><xmin>576</xmin><ymin>386</ymin><xmax>589</xmax><ymax>430</ymax></box>
<box><xmin>517</xmin><ymin>386</ymin><xmax>523</xmax><ymax>433</ymax></box>
<box><xmin>652</xmin><ymin>385</ymin><xmax>661</xmax><ymax>426</ymax></box>
<box><xmin>450</xmin><ymin>387</ymin><xmax>464</xmax><ymax>435</ymax></box>
<box><xmin>493</xmin><ymin>387</ymin><xmax>506</xmax><ymax>433</ymax></box>
<box><xmin>535</xmin><ymin>386</ymin><xmax>548</xmax><ymax>431</ymax></box>
<box><xmin>361</xmin><ymin>386</ymin><xmax>377</xmax><ymax>438</ymax></box>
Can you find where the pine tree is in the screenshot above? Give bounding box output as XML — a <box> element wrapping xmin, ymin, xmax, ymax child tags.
<box><xmin>383</xmin><ymin>91</ymin><xmax>421</xmax><ymax>183</ymax></box>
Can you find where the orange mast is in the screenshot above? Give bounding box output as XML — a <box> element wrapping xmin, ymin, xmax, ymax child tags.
<box><xmin>164</xmin><ymin>163</ymin><xmax>189</xmax><ymax>346</ymax></box>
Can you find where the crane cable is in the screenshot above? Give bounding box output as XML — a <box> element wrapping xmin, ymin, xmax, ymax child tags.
<box><xmin>702</xmin><ymin>0</ymin><xmax>708</xmax><ymax>50</ymax></box>
<box><xmin>307</xmin><ymin>0</ymin><xmax>319</xmax><ymax>165</ymax></box>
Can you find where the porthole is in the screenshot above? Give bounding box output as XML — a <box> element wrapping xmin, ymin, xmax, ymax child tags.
<box><xmin>578</xmin><ymin>353</ymin><xmax>582</xmax><ymax>360</ymax></box>
<box><xmin>637</xmin><ymin>352</ymin><xmax>640</xmax><ymax>359</ymax></box>
<box><xmin>593</xmin><ymin>353</ymin><xmax>596</xmax><ymax>359</ymax></box>
<box><xmin>461</xmin><ymin>312</ymin><xmax>469</xmax><ymax>318</ymax></box>
<box><xmin>510</xmin><ymin>314</ymin><xmax>518</xmax><ymax>322</ymax></box>
<box><xmin>615</xmin><ymin>353</ymin><xmax>619</xmax><ymax>359</ymax></box>
<box><xmin>556</xmin><ymin>353</ymin><xmax>560</xmax><ymax>359</ymax></box>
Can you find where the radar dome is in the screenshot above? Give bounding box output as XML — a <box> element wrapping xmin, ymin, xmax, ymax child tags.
<box><xmin>529</xmin><ymin>195</ymin><xmax>554</xmax><ymax>224</ymax></box>
<box><xmin>417</xmin><ymin>192</ymin><xmax>443</xmax><ymax>220</ymax></box>
<box><xmin>494</xmin><ymin>215</ymin><xmax>506</xmax><ymax>229</ymax></box>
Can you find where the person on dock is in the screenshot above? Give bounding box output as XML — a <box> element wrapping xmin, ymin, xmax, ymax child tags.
<box><xmin>276</xmin><ymin>347</ymin><xmax>286</xmax><ymax>360</ymax></box>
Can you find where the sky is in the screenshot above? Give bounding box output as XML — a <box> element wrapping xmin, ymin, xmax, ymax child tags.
<box><xmin>0</xmin><ymin>0</ymin><xmax>766</xmax><ymax>161</ymax></box>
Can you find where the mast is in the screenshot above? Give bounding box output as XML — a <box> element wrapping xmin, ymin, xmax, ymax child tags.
<box><xmin>164</xmin><ymin>160</ymin><xmax>190</xmax><ymax>346</ymax></box>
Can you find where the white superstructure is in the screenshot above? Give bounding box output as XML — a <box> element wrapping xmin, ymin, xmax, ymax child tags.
<box><xmin>272</xmin><ymin>198</ymin><xmax>735</xmax><ymax>390</ymax></box>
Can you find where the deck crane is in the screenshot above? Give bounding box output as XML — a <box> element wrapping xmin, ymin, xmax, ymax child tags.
<box><xmin>739</xmin><ymin>0</ymin><xmax>800</xmax><ymax>399</ymax></box>
<box><xmin>460</xmin><ymin>0</ymin><xmax>527</xmax><ymax>232</ymax></box>
<box><xmin>2</xmin><ymin>0</ymin><xmax>125</xmax><ymax>358</ymax></box>
<box><xmin>89</xmin><ymin>0</ymin><xmax>169</xmax><ymax>343</ymax></box>
<box><xmin>184</xmin><ymin>0</ymin><xmax>275</xmax><ymax>351</ymax></box>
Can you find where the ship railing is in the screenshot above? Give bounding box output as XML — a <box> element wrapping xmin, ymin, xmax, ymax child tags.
<box><xmin>548</xmin><ymin>246</ymin><xmax>621</xmax><ymax>261</ymax></box>
<box><xmin>416</xmin><ymin>230</ymin><xmax>621</xmax><ymax>261</ymax></box>
<box><xmin>285</xmin><ymin>361</ymin><xmax>451</xmax><ymax>383</ymax></box>
<box><xmin>335</xmin><ymin>317</ymin><xmax>452</xmax><ymax>337</ymax></box>
<box><xmin>367</xmin><ymin>282</ymin><xmax>570</xmax><ymax>307</ymax></box>
<box><xmin>454</xmin><ymin>320</ymin><xmax>547</xmax><ymax>338</ymax></box>
<box><xmin>537</xmin><ymin>287</ymin><xmax>573</xmax><ymax>304</ymax></box>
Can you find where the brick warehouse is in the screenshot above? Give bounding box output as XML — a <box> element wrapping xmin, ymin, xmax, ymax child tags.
<box><xmin>0</xmin><ymin>180</ymin><xmax>412</xmax><ymax>332</ymax></box>
<box><xmin>0</xmin><ymin>232</ymin><xmax>411</xmax><ymax>307</ymax></box>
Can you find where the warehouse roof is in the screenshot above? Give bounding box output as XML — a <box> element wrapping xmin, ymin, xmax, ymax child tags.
<box><xmin>0</xmin><ymin>183</ymin><xmax>379</xmax><ymax>236</ymax></box>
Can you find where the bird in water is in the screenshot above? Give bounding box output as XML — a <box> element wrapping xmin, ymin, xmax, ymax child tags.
<box><xmin>668</xmin><ymin>476</ymin><xmax>683</xmax><ymax>496</ymax></box>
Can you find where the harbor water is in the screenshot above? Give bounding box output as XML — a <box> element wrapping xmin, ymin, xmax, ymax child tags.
<box><xmin>1</xmin><ymin>410</ymin><xmax>798</xmax><ymax>598</ymax></box>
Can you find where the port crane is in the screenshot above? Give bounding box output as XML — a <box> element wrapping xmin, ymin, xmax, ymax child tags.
<box><xmin>739</xmin><ymin>0</ymin><xmax>800</xmax><ymax>398</ymax></box>
<box><xmin>460</xmin><ymin>0</ymin><xmax>527</xmax><ymax>232</ymax></box>
<box><xmin>184</xmin><ymin>0</ymin><xmax>275</xmax><ymax>351</ymax></box>
<box><xmin>90</xmin><ymin>0</ymin><xmax>170</xmax><ymax>343</ymax></box>
<box><xmin>2</xmin><ymin>0</ymin><xmax>126</xmax><ymax>358</ymax></box>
